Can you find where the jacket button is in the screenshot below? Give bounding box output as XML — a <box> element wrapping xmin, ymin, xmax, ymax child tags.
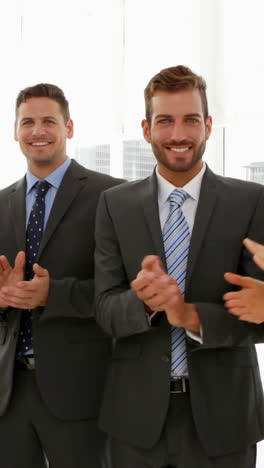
<box><xmin>161</xmin><ymin>354</ymin><xmax>170</xmax><ymax>363</ymax></box>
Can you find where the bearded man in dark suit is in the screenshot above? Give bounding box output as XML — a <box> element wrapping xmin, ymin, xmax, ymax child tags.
<box><xmin>95</xmin><ymin>65</ymin><xmax>264</xmax><ymax>468</ymax></box>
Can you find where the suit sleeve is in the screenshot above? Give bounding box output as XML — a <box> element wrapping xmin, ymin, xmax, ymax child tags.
<box><xmin>38</xmin><ymin>277</ymin><xmax>95</xmax><ymax>321</ymax></box>
<box><xmin>95</xmin><ymin>192</ymin><xmax>151</xmax><ymax>337</ymax></box>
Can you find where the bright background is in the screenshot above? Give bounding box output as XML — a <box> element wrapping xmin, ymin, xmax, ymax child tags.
<box><xmin>1</xmin><ymin>0</ymin><xmax>264</xmax><ymax>464</ymax></box>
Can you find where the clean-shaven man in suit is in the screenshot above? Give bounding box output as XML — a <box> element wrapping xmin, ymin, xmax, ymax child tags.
<box><xmin>95</xmin><ymin>66</ymin><xmax>264</xmax><ymax>468</ymax></box>
<box><xmin>0</xmin><ymin>83</ymin><xmax>123</xmax><ymax>468</ymax></box>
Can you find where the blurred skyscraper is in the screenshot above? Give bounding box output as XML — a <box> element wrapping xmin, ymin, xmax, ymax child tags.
<box><xmin>122</xmin><ymin>139</ymin><xmax>155</xmax><ymax>181</ymax></box>
<box><xmin>244</xmin><ymin>162</ymin><xmax>264</xmax><ymax>185</ymax></box>
<box><xmin>75</xmin><ymin>144</ymin><xmax>110</xmax><ymax>175</ymax></box>
<box><xmin>75</xmin><ymin>139</ymin><xmax>156</xmax><ymax>180</ymax></box>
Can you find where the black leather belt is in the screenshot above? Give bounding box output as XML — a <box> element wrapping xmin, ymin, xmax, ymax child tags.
<box><xmin>16</xmin><ymin>356</ymin><xmax>35</xmax><ymax>370</ymax></box>
<box><xmin>170</xmin><ymin>377</ymin><xmax>189</xmax><ymax>394</ymax></box>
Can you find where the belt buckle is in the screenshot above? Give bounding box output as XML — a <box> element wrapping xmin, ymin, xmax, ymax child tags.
<box><xmin>20</xmin><ymin>356</ymin><xmax>35</xmax><ymax>370</ymax></box>
<box><xmin>25</xmin><ymin>356</ymin><xmax>35</xmax><ymax>370</ymax></box>
<box><xmin>170</xmin><ymin>376</ymin><xmax>188</xmax><ymax>394</ymax></box>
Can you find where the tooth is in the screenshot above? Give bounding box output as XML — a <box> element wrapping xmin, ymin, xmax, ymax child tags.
<box><xmin>170</xmin><ymin>147</ymin><xmax>189</xmax><ymax>153</ymax></box>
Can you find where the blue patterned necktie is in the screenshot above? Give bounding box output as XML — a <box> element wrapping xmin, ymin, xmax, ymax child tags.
<box><xmin>163</xmin><ymin>189</ymin><xmax>190</xmax><ymax>376</ymax></box>
<box><xmin>16</xmin><ymin>180</ymin><xmax>51</xmax><ymax>358</ymax></box>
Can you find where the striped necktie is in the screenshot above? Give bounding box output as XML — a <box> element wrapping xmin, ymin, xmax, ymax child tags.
<box><xmin>162</xmin><ymin>189</ymin><xmax>190</xmax><ymax>376</ymax></box>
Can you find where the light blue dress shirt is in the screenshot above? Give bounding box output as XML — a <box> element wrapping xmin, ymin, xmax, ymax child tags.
<box><xmin>26</xmin><ymin>158</ymin><xmax>71</xmax><ymax>229</ymax></box>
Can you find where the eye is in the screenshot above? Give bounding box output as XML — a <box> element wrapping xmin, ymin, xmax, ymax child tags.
<box><xmin>186</xmin><ymin>117</ymin><xmax>199</xmax><ymax>124</ymax></box>
<box><xmin>157</xmin><ymin>118</ymin><xmax>171</xmax><ymax>124</ymax></box>
<box><xmin>21</xmin><ymin>120</ymin><xmax>33</xmax><ymax>126</ymax></box>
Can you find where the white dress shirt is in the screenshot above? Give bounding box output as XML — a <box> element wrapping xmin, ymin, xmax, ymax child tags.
<box><xmin>155</xmin><ymin>162</ymin><xmax>206</xmax><ymax>344</ymax></box>
<box><xmin>156</xmin><ymin>162</ymin><xmax>206</xmax><ymax>234</ymax></box>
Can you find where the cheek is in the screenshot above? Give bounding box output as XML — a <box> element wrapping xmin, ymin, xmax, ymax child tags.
<box><xmin>15</xmin><ymin>132</ymin><xmax>26</xmax><ymax>143</ymax></box>
<box><xmin>151</xmin><ymin>128</ymin><xmax>169</xmax><ymax>143</ymax></box>
<box><xmin>191</xmin><ymin>129</ymin><xmax>206</xmax><ymax>142</ymax></box>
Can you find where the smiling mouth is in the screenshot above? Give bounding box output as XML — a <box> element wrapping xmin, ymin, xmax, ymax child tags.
<box><xmin>30</xmin><ymin>142</ymin><xmax>50</xmax><ymax>146</ymax></box>
<box><xmin>170</xmin><ymin>147</ymin><xmax>190</xmax><ymax>152</ymax></box>
<box><xmin>165</xmin><ymin>145</ymin><xmax>192</xmax><ymax>153</ymax></box>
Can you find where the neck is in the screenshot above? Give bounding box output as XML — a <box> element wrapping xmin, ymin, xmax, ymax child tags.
<box><xmin>27</xmin><ymin>158</ymin><xmax>67</xmax><ymax>178</ymax></box>
<box><xmin>158</xmin><ymin>161</ymin><xmax>203</xmax><ymax>187</ymax></box>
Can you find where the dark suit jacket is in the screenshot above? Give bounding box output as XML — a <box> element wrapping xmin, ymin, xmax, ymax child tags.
<box><xmin>0</xmin><ymin>159</ymin><xmax>123</xmax><ymax>420</ymax></box>
<box><xmin>95</xmin><ymin>166</ymin><xmax>264</xmax><ymax>457</ymax></box>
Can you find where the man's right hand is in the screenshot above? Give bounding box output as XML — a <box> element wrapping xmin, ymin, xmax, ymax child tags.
<box><xmin>0</xmin><ymin>251</ymin><xmax>25</xmax><ymax>309</ymax></box>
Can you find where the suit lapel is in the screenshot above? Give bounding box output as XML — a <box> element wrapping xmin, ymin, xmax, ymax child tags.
<box><xmin>185</xmin><ymin>166</ymin><xmax>218</xmax><ymax>291</ymax></box>
<box><xmin>9</xmin><ymin>177</ymin><xmax>27</xmax><ymax>251</ymax></box>
<box><xmin>140</xmin><ymin>172</ymin><xmax>167</xmax><ymax>268</ymax></box>
<box><xmin>37</xmin><ymin>161</ymin><xmax>86</xmax><ymax>259</ymax></box>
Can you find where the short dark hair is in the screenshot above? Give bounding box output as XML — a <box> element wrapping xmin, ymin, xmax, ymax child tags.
<box><xmin>144</xmin><ymin>65</ymin><xmax>208</xmax><ymax>123</ymax></box>
<box><xmin>15</xmin><ymin>83</ymin><xmax>70</xmax><ymax>122</ymax></box>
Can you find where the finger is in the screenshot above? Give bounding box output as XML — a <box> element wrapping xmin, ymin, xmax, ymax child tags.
<box><xmin>243</xmin><ymin>238</ymin><xmax>264</xmax><ymax>268</ymax></box>
<box><xmin>14</xmin><ymin>251</ymin><xmax>26</xmax><ymax>272</ymax></box>
<box><xmin>16</xmin><ymin>281</ymin><xmax>37</xmax><ymax>292</ymax></box>
<box><xmin>1</xmin><ymin>298</ymin><xmax>34</xmax><ymax>309</ymax></box>
<box><xmin>149</xmin><ymin>257</ymin><xmax>165</xmax><ymax>276</ymax></box>
<box><xmin>146</xmin><ymin>285</ymin><xmax>179</xmax><ymax>310</ymax></box>
<box><xmin>227</xmin><ymin>306</ymin><xmax>245</xmax><ymax>317</ymax></box>
<box><xmin>0</xmin><ymin>287</ymin><xmax>33</xmax><ymax>300</ymax></box>
<box><xmin>0</xmin><ymin>293</ymin><xmax>32</xmax><ymax>308</ymax></box>
<box><xmin>142</xmin><ymin>274</ymin><xmax>177</xmax><ymax>296</ymax></box>
<box><xmin>136</xmin><ymin>285</ymin><xmax>157</xmax><ymax>302</ymax></box>
<box><xmin>223</xmin><ymin>291</ymin><xmax>240</xmax><ymax>301</ymax></box>
<box><xmin>243</xmin><ymin>238</ymin><xmax>263</xmax><ymax>256</ymax></box>
<box><xmin>224</xmin><ymin>272</ymin><xmax>257</xmax><ymax>288</ymax></box>
<box><xmin>238</xmin><ymin>313</ymin><xmax>263</xmax><ymax>324</ymax></box>
<box><xmin>33</xmin><ymin>263</ymin><xmax>49</xmax><ymax>277</ymax></box>
<box><xmin>135</xmin><ymin>275</ymin><xmax>173</xmax><ymax>303</ymax></box>
<box><xmin>141</xmin><ymin>255</ymin><xmax>162</xmax><ymax>273</ymax></box>
<box><xmin>131</xmin><ymin>271</ymin><xmax>155</xmax><ymax>291</ymax></box>
<box><xmin>252</xmin><ymin>255</ymin><xmax>264</xmax><ymax>271</ymax></box>
<box><xmin>0</xmin><ymin>256</ymin><xmax>11</xmax><ymax>272</ymax></box>
<box><xmin>224</xmin><ymin>299</ymin><xmax>244</xmax><ymax>309</ymax></box>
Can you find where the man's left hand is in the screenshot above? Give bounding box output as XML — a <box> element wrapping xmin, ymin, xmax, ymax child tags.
<box><xmin>0</xmin><ymin>263</ymin><xmax>50</xmax><ymax>309</ymax></box>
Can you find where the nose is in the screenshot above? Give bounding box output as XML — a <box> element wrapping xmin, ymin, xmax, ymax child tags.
<box><xmin>170</xmin><ymin>122</ymin><xmax>187</xmax><ymax>142</ymax></box>
<box><xmin>31</xmin><ymin>123</ymin><xmax>46</xmax><ymax>137</ymax></box>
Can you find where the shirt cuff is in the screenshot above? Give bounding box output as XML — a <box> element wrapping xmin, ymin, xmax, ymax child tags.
<box><xmin>186</xmin><ymin>326</ymin><xmax>203</xmax><ymax>344</ymax></box>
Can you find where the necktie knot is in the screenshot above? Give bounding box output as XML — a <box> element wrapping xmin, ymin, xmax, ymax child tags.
<box><xmin>35</xmin><ymin>180</ymin><xmax>51</xmax><ymax>198</ymax></box>
<box><xmin>169</xmin><ymin>189</ymin><xmax>189</xmax><ymax>208</ymax></box>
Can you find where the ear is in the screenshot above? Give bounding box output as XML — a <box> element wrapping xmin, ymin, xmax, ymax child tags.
<box><xmin>66</xmin><ymin>119</ymin><xmax>74</xmax><ymax>139</ymax></box>
<box><xmin>141</xmin><ymin>119</ymin><xmax>151</xmax><ymax>143</ymax></box>
<box><xmin>14</xmin><ymin>121</ymin><xmax>18</xmax><ymax>141</ymax></box>
<box><xmin>205</xmin><ymin>116</ymin><xmax>212</xmax><ymax>140</ymax></box>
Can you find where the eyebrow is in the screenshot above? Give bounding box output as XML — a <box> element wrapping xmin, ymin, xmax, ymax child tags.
<box><xmin>154</xmin><ymin>114</ymin><xmax>171</xmax><ymax>120</ymax></box>
<box><xmin>154</xmin><ymin>112</ymin><xmax>202</xmax><ymax>120</ymax></box>
<box><xmin>185</xmin><ymin>113</ymin><xmax>202</xmax><ymax>118</ymax></box>
<box><xmin>20</xmin><ymin>116</ymin><xmax>58</xmax><ymax>122</ymax></box>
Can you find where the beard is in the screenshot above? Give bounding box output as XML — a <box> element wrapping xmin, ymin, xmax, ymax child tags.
<box><xmin>151</xmin><ymin>138</ymin><xmax>206</xmax><ymax>173</ymax></box>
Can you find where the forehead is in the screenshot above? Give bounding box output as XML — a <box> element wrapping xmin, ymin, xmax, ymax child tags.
<box><xmin>151</xmin><ymin>88</ymin><xmax>203</xmax><ymax>118</ymax></box>
<box><xmin>16</xmin><ymin>97</ymin><xmax>62</xmax><ymax>120</ymax></box>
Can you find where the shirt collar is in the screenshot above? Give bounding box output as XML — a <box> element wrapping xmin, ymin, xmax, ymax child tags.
<box><xmin>156</xmin><ymin>161</ymin><xmax>206</xmax><ymax>207</ymax></box>
<box><xmin>26</xmin><ymin>157</ymin><xmax>71</xmax><ymax>194</ymax></box>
